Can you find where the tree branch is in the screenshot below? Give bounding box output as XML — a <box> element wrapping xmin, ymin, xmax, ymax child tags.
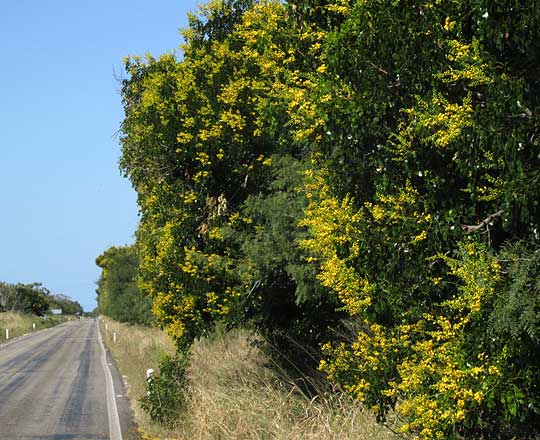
<box><xmin>461</xmin><ymin>210</ymin><xmax>504</xmax><ymax>234</ymax></box>
<box><xmin>367</xmin><ymin>61</ymin><xmax>389</xmax><ymax>76</ymax></box>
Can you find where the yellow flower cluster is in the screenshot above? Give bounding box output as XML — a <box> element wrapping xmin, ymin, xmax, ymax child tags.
<box><xmin>326</xmin><ymin>0</ymin><xmax>352</xmax><ymax>16</ymax></box>
<box><xmin>397</xmin><ymin>309</ymin><xmax>501</xmax><ymax>438</ymax></box>
<box><xmin>181</xmin><ymin>191</ymin><xmax>197</xmax><ymax>205</ymax></box>
<box><xmin>436</xmin><ymin>38</ymin><xmax>493</xmax><ymax>87</ymax></box>
<box><xmin>364</xmin><ymin>180</ymin><xmax>433</xmax><ymax>245</ymax></box>
<box><xmin>303</xmin><ymin>166</ymin><xmax>503</xmax><ymax>438</ymax></box>
<box><xmin>301</xmin><ymin>171</ymin><xmax>374</xmax><ymax>316</ymax></box>
<box><xmin>411</xmin><ymin>92</ymin><xmax>474</xmax><ymax>149</ymax></box>
<box><xmin>441</xmin><ymin>242</ymin><xmax>502</xmax><ymax>316</ymax></box>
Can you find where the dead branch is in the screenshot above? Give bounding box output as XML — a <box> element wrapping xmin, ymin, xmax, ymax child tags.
<box><xmin>367</xmin><ymin>61</ymin><xmax>389</xmax><ymax>76</ymax></box>
<box><xmin>461</xmin><ymin>210</ymin><xmax>504</xmax><ymax>234</ymax></box>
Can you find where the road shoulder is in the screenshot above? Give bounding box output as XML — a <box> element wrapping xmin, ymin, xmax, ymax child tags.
<box><xmin>98</xmin><ymin>321</ymin><xmax>140</xmax><ymax>440</ymax></box>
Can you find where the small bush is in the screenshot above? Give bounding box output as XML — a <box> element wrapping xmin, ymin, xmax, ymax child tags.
<box><xmin>140</xmin><ymin>353</ymin><xmax>190</xmax><ymax>426</ymax></box>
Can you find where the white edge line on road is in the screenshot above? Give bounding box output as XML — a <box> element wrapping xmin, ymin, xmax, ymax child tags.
<box><xmin>97</xmin><ymin>319</ymin><xmax>123</xmax><ymax>440</ymax></box>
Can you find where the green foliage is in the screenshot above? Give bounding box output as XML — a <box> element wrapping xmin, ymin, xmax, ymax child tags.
<box><xmin>49</xmin><ymin>294</ymin><xmax>83</xmax><ymax>315</ymax></box>
<box><xmin>480</xmin><ymin>241</ymin><xmax>540</xmax><ymax>435</ymax></box>
<box><xmin>295</xmin><ymin>0</ymin><xmax>540</xmax><ymax>436</ymax></box>
<box><xmin>18</xmin><ymin>283</ymin><xmax>50</xmax><ymax>316</ymax></box>
<box><xmin>0</xmin><ymin>281</ymin><xmax>81</xmax><ymax>316</ymax></box>
<box><xmin>95</xmin><ymin>245</ymin><xmax>152</xmax><ymax>325</ymax></box>
<box><xmin>140</xmin><ymin>353</ymin><xmax>190</xmax><ymax>426</ymax></box>
<box><xmin>297</xmin><ymin>0</ymin><xmax>540</xmax><ymax>436</ymax></box>
<box><xmin>117</xmin><ymin>0</ymin><xmax>540</xmax><ymax>436</ymax></box>
<box><xmin>225</xmin><ymin>155</ymin><xmax>345</xmax><ymax>370</ymax></box>
<box><xmin>0</xmin><ymin>282</ymin><xmax>50</xmax><ymax>315</ymax></box>
<box><xmin>491</xmin><ymin>242</ymin><xmax>540</xmax><ymax>344</ymax></box>
<box><xmin>184</xmin><ymin>0</ymin><xmax>255</xmax><ymax>51</ymax></box>
<box><xmin>119</xmin><ymin>0</ymin><xmax>318</xmax><ymax>350</ymax></box>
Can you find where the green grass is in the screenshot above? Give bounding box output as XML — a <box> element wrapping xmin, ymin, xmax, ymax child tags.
<box><xmin>0</xmin><ymin>311</ymin><xmax>68</xmax><ymax>341</ymax></box>
<box><xmin>100</xmin><ymin>317</ymin><xmax>402</xmax><ymax>440</ymax></box>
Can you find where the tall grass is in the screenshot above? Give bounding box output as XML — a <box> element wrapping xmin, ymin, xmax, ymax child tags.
<box><xmin>100</xmin><ymin>318</ymin><xmax>401</xmax><ymax>440</ymax></box>
<box><xmin>0</xmin><ymin>312</ymin><xmax>66</xmax><ymax>341</ymax></box>
<box><xmin>99</xmin><ymin>317</ymin><xmax>174</xmax><ymax>436</ymax></box>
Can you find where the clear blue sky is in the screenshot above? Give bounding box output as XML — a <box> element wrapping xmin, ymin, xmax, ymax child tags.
<box><xmin>0</xmin><ymin>0</ymin><xmax>199</xmax><ymax>312</ymax></box>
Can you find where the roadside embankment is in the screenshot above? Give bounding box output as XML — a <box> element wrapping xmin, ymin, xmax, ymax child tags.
<box><xmin>99</xmin><ymin>317</ymin><xmax>173</xmax><ymax>438</ymax></box>
<box><xmin>0</xmin><ymin>312</ymin><xmax>68</xmax><ymax>342</ymax></box>
<box><xmin>99</xmin><ymin>317</ymin><xmax>400</xmax><ymax>440</ymax></box>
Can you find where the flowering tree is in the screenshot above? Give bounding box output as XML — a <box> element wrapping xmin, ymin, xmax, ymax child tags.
<box><xmin>118</xmin><ymin>0</ymin><xmax>540</xmax><ymax>437</ymax></box>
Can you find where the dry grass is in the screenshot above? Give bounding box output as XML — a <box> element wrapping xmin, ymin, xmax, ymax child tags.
<box><xmin>0</xmin><ymin>312</ymin><xmax>66</xmax><ymax>340</ymax></box>
<box><xmin>100</xmin><ymin>318</ymin><xmax>401</xmax><ymax>440</ymax></box>
<box><xmin>98</xmin><ymin>317</ymin><xmax>174</xmax><ymax>430</ymax></box>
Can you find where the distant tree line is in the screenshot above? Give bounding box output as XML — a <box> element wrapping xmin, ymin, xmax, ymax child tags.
<box><xmin>0</xmin><ymin>282</ymin><xmax>83</xmax><ymax>316</ymax></box>
<box><xmin>95</xmin><ymin>245</ymin><xmax>153</xmax><ymax>325</ymax></box>
<box><xmin>49</xmin><ymin>293</ymin><xmax>84</xmax><ymax>315</ymax></box>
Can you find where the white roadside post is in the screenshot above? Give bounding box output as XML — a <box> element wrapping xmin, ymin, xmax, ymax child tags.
<box><xmin>33</xmin><ymin>322</ymin><xmax>36</xmax><ymax>330</ymax></box>
<box><xmin>5</xmin><ymin>328</ymin><xmax>9</xmax><ymax>340</ymax></box>
<box><xmin>105</xmin><ymin>323</ymin><xmax>108</xmax><ymax>331</ymax></box>
<box><xmin>146</xmin><ymin>369</ymin><xmax>154</xmax><ymax>395</ymax></box>
<box><xmin>113</xmin><ymin>332</ymin><xmax>117</xmax><ymax>343</ymax></box>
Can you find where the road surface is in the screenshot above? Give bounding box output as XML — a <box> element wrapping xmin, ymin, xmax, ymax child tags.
<box><xmin>0</xmin><ymin>319</ymin><xmax>132</xmax><ymax>440</ymax></box>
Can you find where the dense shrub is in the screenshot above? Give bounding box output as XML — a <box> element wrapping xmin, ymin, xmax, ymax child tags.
<box><xmin>117</xmin><ymin>0</ymin><xmax>540</xmax><ymax>437</ymax></box>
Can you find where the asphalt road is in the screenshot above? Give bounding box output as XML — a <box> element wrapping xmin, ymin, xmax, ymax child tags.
<box><xmin>0</xmin><ymin>319</ymin><xmax>131</xmax><ymax>440</ymax></box>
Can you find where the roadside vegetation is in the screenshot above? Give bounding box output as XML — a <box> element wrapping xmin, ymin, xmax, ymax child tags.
<box><xmin>96</xmin><ymin>245</ymin><xmax>152</xmax><ymax>325</ymax></box>
<box><xmin>0</xmin><ymin>312</ymin><xmax>68</xmax><ymax>340</ymax></box>
<box><xmin>99</xmin><ymin>317</ymin><xmax>173</xmax><ymax>428</ymax></box>
<box><xmin>0</xmin><ymin>281</ymin><xmax>83</xmax><ymax>341</ymax></box>
<box><xmin>97</xmin><ymin>0</ymin><xmax>540</xmax><ymax>438</ymax></box>
<box><xmin>100</xmin><ymin>317</ymin><xmax>399</xmax><ymax>440</ymax></box>
<box><xmin>0</xmin><ymin>281</ymin><xmax>83</xmax><ymax>316</ymax></box>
